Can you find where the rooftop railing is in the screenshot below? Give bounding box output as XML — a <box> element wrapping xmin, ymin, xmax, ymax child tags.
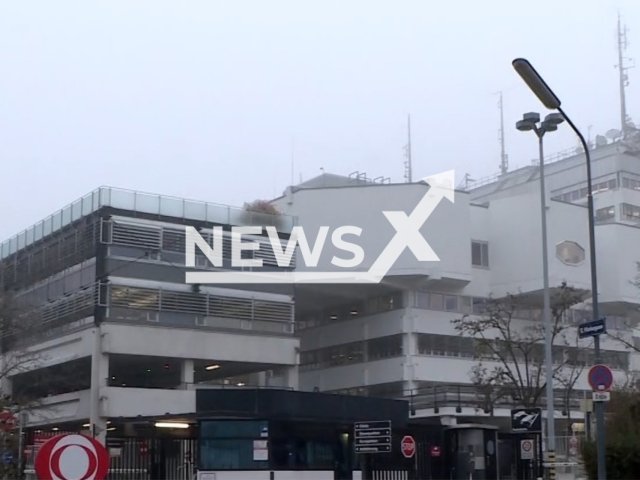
<box><xmin>464</xmin><ymin>143</ymin><xmax>613</xmax><ymax>191</ymax></box>
<box><xmin>1</xmin><ymin>186</ymin><xmax>297</xmax><ymax>260</ymax></box>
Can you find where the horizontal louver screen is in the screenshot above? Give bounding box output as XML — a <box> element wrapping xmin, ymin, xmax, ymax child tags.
<box><xmin>112</xmin><ymin>222</ymin><xmax>161</xmax><ymax>250</ymax></box>
<box><xmin>109</xmin><ymin>285</ymin><xmax>292</xmax><ymax>324</ymax></box>
<box><xmin>108</xmin><ymin>220</ymin><xmax>294</xmax><ymax>268</ymax></box>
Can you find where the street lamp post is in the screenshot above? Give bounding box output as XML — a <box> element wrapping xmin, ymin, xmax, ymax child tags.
<box><xmin>516</xmin><ymin>111</ymin><xmax>565</xmax><ymax>479</ymax></box>
<box><xmin>512</xmin><ymin>58</ymin><xmax>607</xmax><ymax>480</ymax></box>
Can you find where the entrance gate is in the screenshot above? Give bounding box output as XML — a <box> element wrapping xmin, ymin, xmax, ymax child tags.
<box><xmin>22</xmin><ymin>432</ymin><xmax>197</xmax><ymax>480</ymax></box>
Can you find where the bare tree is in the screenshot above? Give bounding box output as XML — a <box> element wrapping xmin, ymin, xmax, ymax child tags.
<box><xmin>452</xmin><ymin>282</ymin><xmax>587</xmax><ymax>411</ymax></box>
<box><xmin>556</xmin><ymin>334</ymin><xmax>588</xmax><ymax>434</ymax></box>
<box><xmin>604</xmin><ymin>262</ymin><xmax>640</xmax><ymax>352</ymax></box>
<box><xmin>0</xmin><ymin>292</ymin><xmax>52</xmax><ymax>410</ymax></box>
<box><xmin>243</xmin><ymin>199</ymin><xmax>281</xmax><ymax>216</ymax></box>
<box><xmin>242</xmin><ymin>199</ymin><xmax>283</xmax><ymax>228</ymax></box>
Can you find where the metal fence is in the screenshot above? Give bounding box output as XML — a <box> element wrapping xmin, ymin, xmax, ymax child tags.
<box><xmin>22</xmin><ymin>432</ymin><xmax>197</xmax><ymax>480</ymax></box>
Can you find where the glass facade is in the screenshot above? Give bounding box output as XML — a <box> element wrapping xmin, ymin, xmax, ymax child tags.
<box><xmin>0</xmin><ymin>187</ymin><xmax>297</xmax><ymax>260</ymax></box>
<box><xmin>198</xmin><ymin>419</ymin><xmax>359</xmax><ymax>472</ymax></box>
<box><xmin>199</xmin><ymin>420</ymin><xmax>270</xmax><ymax>470</ymax></box>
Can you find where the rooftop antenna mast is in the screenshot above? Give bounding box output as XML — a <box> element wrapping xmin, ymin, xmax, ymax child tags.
<box><xmin>403</xmin><ymin>114</ymin><xmax>413</xmax><ymax>183</ymax></box>
<box><xmin>497</xmin><ymin>91</ymin><xmax>508</xmax><ymax>175</ymax></box>
<box><xmin>616</xmin><ymin>13</ymin><xmax>634</xmax><ymax>136</ymax></box>
<box><xmin>290</xmin><ymin>138</ymin><xmax>295</xmax><ymax>186</ymax></box>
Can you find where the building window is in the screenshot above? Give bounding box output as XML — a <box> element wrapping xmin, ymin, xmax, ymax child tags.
<box><xmin>595</xmin><ymin>206</ymin><xmax>615</xmax><ymax>223</ymax></box>
<box><xmin>553</xmin><ymin>178</ymin><xmax>619</xmax><ymax>203</ymax></box>
<box><xmin>199</xmin><ymin>420</ymin><xmax>269</xmax><ymax>470</ymax></box>
<box><xmin>471</xmin><ymin>241</ymin><xmax>489</xmax><ymax>268</ymax></box>
<box><xmin>367</xmin><ymin>335</ymin><xmax>403</xmax><ymax>360</ymax></box>
<box><xmin>444</xmin><ymin>295</ymin><xmax>458</xmax><ymax>312</ymax></box>
<box><xmin>555</xmin><ymin>241</ymin><xmax>585</xmax><ymax>266</ymax></box>
<box><xmin>621</xmin><ymin>203</ymin><xmax>640</xmax><ymax>222</ymax></box>
<box><xmin>622</xmin><ymin>176</ymin><xmax>640</xmax><ymax>191</ymax></box>
<box><xmin>429</xmin><ymin>293</ymin><xmax>444</xmax><ymax>310</ymax></box>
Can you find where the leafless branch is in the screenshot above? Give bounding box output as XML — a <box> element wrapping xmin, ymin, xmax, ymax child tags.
<box><xmin>452</xmin><ymin>282</ymin><xmax>587</xmax><ymax>409</ymax></box>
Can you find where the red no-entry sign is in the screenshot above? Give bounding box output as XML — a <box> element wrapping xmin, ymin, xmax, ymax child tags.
<box><xmin>401</xmin><ymin>435</ymin><xmax>416</xmax><ymax>458</ymax></box>
<box><xmin>35</xmin><ymin>434</ymin><xmax>109</xmax><ymax>480</ymax></box>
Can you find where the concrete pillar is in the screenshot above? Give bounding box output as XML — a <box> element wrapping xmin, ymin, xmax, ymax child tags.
<box><xmin>283</xmin><ymin>347</ymin><xmax>300</xmax><ymax>390</ymax></box>
<box><xmin>258</xmin><ymin>371</ymin><xmax>267</xmax><ymax>387</ymax></box>
<box><xmin>181</xmin><ymin>359</ymin><xmax>194</xmax><ymax>389</ymax></box>
<box><xmin>0</xmin><ymin>353</ymin><xmax>12</xmax><ymax>399</ymax></box>
<box><xmin>284</xmin><ymin>366</ymin><xmax>299</xmax><ymax>390</ymax></box>
<box><xmin>90</xmin><ymin>325</ymin><xmax>108</xmax><ymax>445</ymax></box>
<box><xmin>402</xmin><ymin>308</ymin><xmax>417</xmax><ymax>393</ymax></box>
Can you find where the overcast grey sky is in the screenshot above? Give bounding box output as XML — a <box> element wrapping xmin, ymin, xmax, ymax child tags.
<box><xmin>1</xmin><ymin>0</ymin><xmax>638</xmax><ymax>240</ymax></box>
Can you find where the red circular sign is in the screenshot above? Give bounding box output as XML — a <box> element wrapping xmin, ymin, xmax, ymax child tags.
<box><xmin>0</xmin><ymin>411</ymin><xmax>16</xmax><ymax>432</ymax></box>
<box><xmin>430</xmin><ymin>445</ymin><xmax>441</xmax><ymax>458</ymax></box>
<box><xmin>35</xmin><ymin>434</ymin><xmax>109</xmax><ymax>480</ymax></box>
<box><xmin>401</xmin><ymin>435</ymin><xmax>416</xmax><ymax>458</ymax></box>
<box><xmin>588</xmin><ymin>364</ymin><xmax>613</xmax><ymax>392</ymax></box>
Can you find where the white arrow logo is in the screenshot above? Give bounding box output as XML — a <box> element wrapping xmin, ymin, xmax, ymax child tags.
<box><xmin>367</xmin><ymin>170</ymin><xmax>454</xmax><ymax>281</ymax></box>
<box><xmin>185</xmin><ymin>170</ymin><xmax>454</xmax><ymax>284</ymax></box>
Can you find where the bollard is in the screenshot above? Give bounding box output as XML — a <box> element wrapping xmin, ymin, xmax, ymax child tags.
<box><xmin>547</xmin><ymin>450</ymin><xmax>556</xmax><ymax>480</ymax></box>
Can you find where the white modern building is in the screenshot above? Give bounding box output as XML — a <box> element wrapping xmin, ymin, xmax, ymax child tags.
<box><xmin>0</xmin><ymin>187</ymin><xmax>299</xmax><ymax>441</ymax></box>
<box><xmin>272</xmin><ymin>130</ymin><xmax>640</xmax><ymax>428</ymax></box>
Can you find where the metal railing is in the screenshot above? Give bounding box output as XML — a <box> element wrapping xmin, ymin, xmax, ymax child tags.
<box><xmin>1</xmin><ymin>186</ymin><xmax>298</xmax><ymax>260</ymax></box>
<box><xmin>108</xmin><ymin>283</ymin><xmax>294</xmax><ymax>334</ymax></box>
<box><xmin>406</xmin><ymin>384</ymin><xmax>585</xmax><ymax>412</ymax></box>
<box><xmin>4</xmin><ymin>279</ymin><xmax>295</xmax><ymax>345</ymax></box>
<box><xmin>464</xmin><ymin>143</ymin><xmax>610</xmax><ymax>191</ymax></box>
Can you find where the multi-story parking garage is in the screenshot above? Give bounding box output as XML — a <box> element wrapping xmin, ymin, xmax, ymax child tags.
<box><xmin>0</xmin><ymin>187</ymin><xmax>299</xmax><ymax>444</ymax></box>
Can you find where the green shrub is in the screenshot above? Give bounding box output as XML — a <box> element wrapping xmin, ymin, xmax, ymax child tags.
<box><xmin>582</xmin><ymin>389</ymin><xmax>640</xmax><ymax>479</ymax></box>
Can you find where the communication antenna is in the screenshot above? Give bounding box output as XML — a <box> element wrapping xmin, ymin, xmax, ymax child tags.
<box><xmin>290</xmin><ymin>138</ymin><xmax>295</xmax><ymax>186</ymax></box>
<box><xmin>616</xmin><ymin>13</ymin><xmax>635</xmax><ymax>136</ymax></box>
<box><xmin>403</xmin><ymin>114</ymin><xmax>413</xmax><ymax>183</ymax></box>
<box><xmin>457</xmin><ymin>173</ymin><xmax>474</xmax><ymax>190</ymax></box>
<box><xmin>496</xmin><ymin>92</ymin><xmax>509</xmax><ymax>174</ymax></box>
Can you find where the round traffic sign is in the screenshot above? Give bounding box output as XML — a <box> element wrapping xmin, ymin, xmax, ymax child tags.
<box><xmin>569</xmin><ymin>436</ymin><xmax>578</xmax><ymax>456</ymax></box>
<box><xmin>588</xmin><ymin>364</ymin><xmax>613</xmax><ymax>392</ymax></box>
<box><xmin>0</xmin><ymin>411</ymin><xmax>16</xmax><ymax>432</ymax></box>
<box><xmin>401</xmin><ymin>435</ymin><xmax>416</xmax><ymax>459</ymax></box>
<box><xmin>522</xmin><ymin>440</ymin><xmax>532</xmax><ymax>452</ymax></box>
<box><xmin>35</xmin><ymin>434</ymin><xmax>109</xmax><ymax>480</ymax></box>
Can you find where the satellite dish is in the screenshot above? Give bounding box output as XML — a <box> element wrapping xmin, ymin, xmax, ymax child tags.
<box><xmin>606</xmin><ymin>129</ymin><xmax>622</xmax><ymax>140</ymax></box>
<box><xmin>627</xmin><ymin>122</ymin><xmax>637</xmax><ymax>130</ymax></box>
<box><xmin>595</xmin><ymin>135</ymin><xmax>608</xmax><ymax>147</ymax></box>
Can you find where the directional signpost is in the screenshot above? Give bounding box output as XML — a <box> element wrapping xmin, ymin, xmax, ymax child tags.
<box><xmin>578</xmin><ymin>318</ymin><xmax>607</xmax><ymax>339</ymax></box>
<box><xmin>354</xmin><ymin>421</ymin><xmax>392</xmax><ymax>454</ymax></box>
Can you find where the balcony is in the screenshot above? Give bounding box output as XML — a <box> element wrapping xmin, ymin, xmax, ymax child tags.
<box><xmin>406</xmin><ymin>383</ymin><xmax>585</xmax><ymax>413</ymax></box>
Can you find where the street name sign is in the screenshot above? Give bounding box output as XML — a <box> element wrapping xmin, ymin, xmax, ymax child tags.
<box><xmin>578</xmin><ymin>318</ymin><xmax>607</xmax><ymax>339</ymax></box>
